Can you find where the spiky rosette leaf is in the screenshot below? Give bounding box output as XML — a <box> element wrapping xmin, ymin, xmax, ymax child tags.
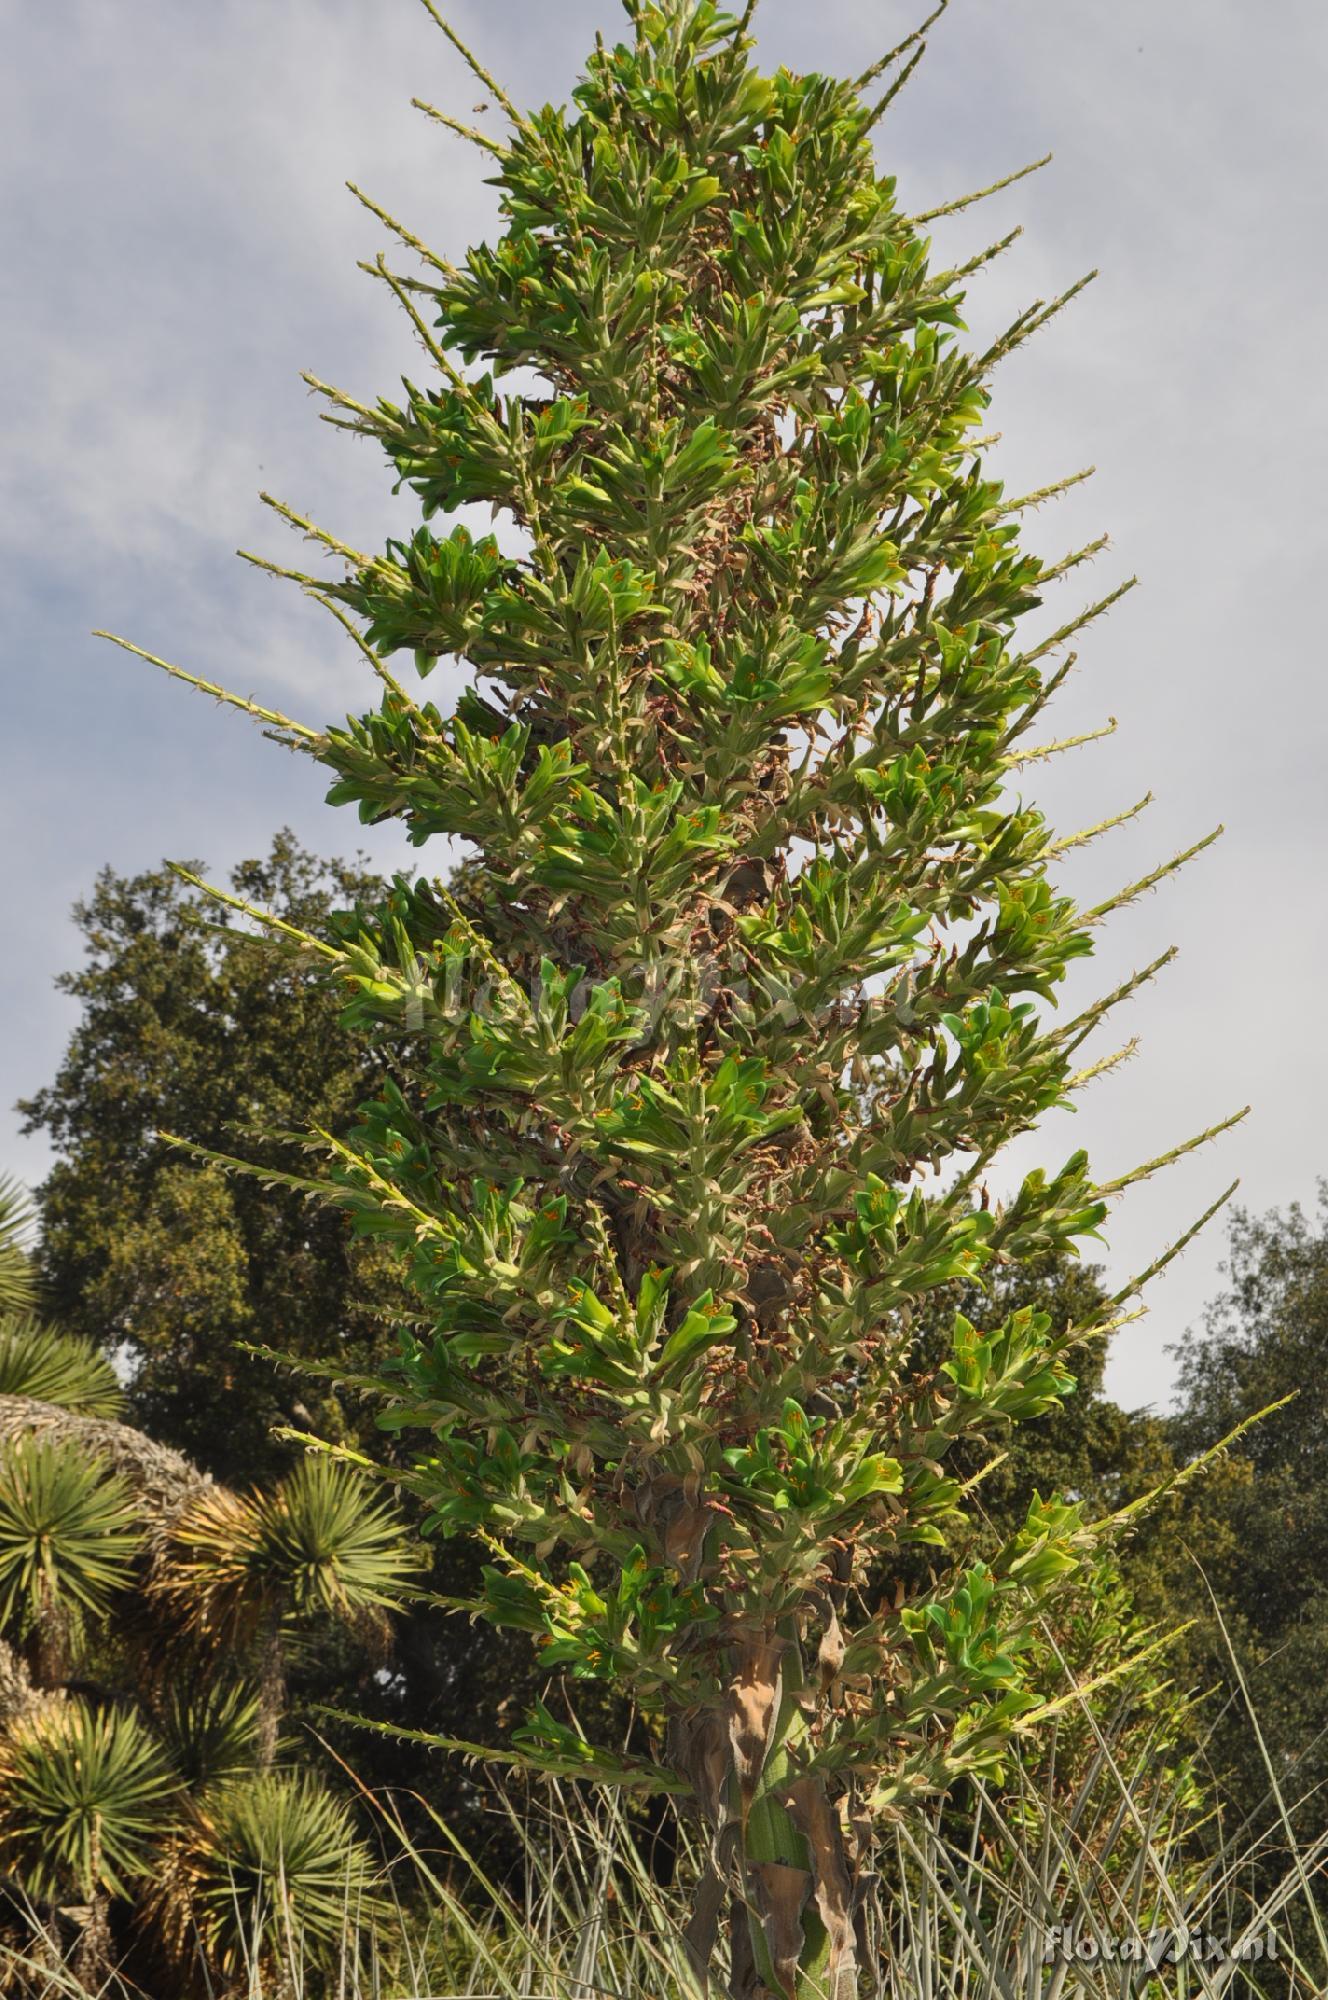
<box><xmin>0</xmin><ymin>1698</ymin><xmax>178</xmax><ymax>1901</ymax></box>
<box><xmin>148</xmin><ymin>1770</ymin><xmax>380</xmax><ymax>1977</ymax></box>
<box><xmin>0</xmin><ymin>1316</ymin><xmax>124</xmax><ymax>1419</ymax></box>
<box><xmin>0</xmin><ymin>1178</ymin><xmax>37</xmax><ymax>1320</ymax></box>
<box><xmin>0</xmin><ymin>1439</ymin><xmax>143</xmax><ymax>1659</ymax></box>
<box><xmin>152</xmin><ymin>1458</ymin><xmax>417</xmax><ymax>1644</ymax></box>
<box><xmin>149</xmin><ymin>1484</ymin><xmax>265</xmax><ymax>1647</ymax></box>
<box><xmin>254</xmin><ymin>1455</ymin><xmax>420</xmax><ymax>1626</ymax></box>
<box><xmin>154</xmin><ymin>1678</ymin><xmax>263</xmax><ymax>1793</ymax></box>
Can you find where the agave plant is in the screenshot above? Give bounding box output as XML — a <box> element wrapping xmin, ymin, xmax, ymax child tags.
<box><xmin>0</xmin><ymin>1438</ymin><xmax>143</xmax><ymax>1684</ymax></box>
<box><xmin>0</xmin><ymin>1316</ymin><xmax>124</xmax><ymax>1420</ymax></box>
<box><xmin>0</xmin><ymin>1179</ymin><xmax>36</xmax><ymax>1321</ymax></box>
<box><xmin>149</xmin><ymin>1769</ymin><xmax>378</xmax><ymax>1982</ymax></box>
<box><xmin>152</xmin><ymin>1456</ymin><xmax>417</xmax><ymax>1761</ymax></box>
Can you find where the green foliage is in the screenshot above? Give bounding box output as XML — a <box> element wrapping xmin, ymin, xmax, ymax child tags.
<box><xmin>0</xmin><ymin>1439</ymin><xmax>142</xmax><ymax>1666</ymax></box>
<box><xmin>0</xmin><ymin>1178</ymin><xmax>37</xmax><ymax>1320</ymax></box>
<box><xmin>295</xmin><ymin>12</ymin><xmax>1140</xmax><ymax>1718</ymax></box>
<box><xmin>0</xmin><ymin>1315</ymin><xmax>124</xmax><ymax>1418</ymax></box>
<box><xmin>0</xmin><ymin>1342</ymin><xmax>416</xmax><ymax>1983</ymax></box>
<box><xmin>154</xmin><ymin>1678</ymin><xmax>263</xmax><ymax>1793</ymax></box>
<box><xmin>17</xmin><ymin>835</ymin><xmax>393</xmax><ymax>1483</ymax></box>
<box><xmin>257</xmin><ymin>1455</ymin><xmax>422</xmax><ymax>1621</ymax></box>
<box><xmin>0</xmin><ymin>1698</ymin><xmax>177</xmax><ymax>1902</ymax></box>
<box><xmin>906</xmin><ymin>1250</ymin><xmax>1175</xmax><ymax>1547</ymax></box>
<box><xmin>107</xmin><ymin>0</ymin><xmax>1233</xmax><ymax>1988</ymax></box>
<box><xmin>1160</xmin><ymin>1191</ymin><xmax>1328</xmax><ymax>1855</ymax></box>
<box><xmin>151</xmin><ymin>1770</ymin><xmax>379</xmax><ymax>1979</ymax></box>
<box><xmin>152</xmin><ymin>1455</ymin><xmax>418</xmax><ymax>1644</ymax></box>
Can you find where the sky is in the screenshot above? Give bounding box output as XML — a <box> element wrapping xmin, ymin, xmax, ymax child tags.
<box><xmin>3</xmin><ymin>0</ymin><xmax>1325</xmax><ymax>1412</ymax></box>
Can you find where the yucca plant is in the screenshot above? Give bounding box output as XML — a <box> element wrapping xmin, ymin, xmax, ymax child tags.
<box><xmin>0</xmin><ymin>1699</ymin><xmax>176</xmax><ymax>1904</ymax></box>
<box><xmin>0</xmin><ymin>1439</ymin><xmax>142</xmax><ymax>1686</ymax></box>
<box><xmin>0</xmin><ymin>1697</ymin><xmax>178</xmax><ymax>1986</ymax></box>
<box><xmin>259</xmin><ymin>1455</ymin><xmax>421</xmax><ymax>1626</ymax></box>
<box><xmin>154</xmin><ymin>1677</ymin><xmax>264</xmax><ymax>1794</ymax></box>
<box><xmin>103</xmin><ymin>0</ymin><xmax>1246</xmax><ymax>1990</ymax></box>
<box><xmin>148</xmin><ymin>1769</ymin><xmax>379</xmax><ymax>1984</ymax></box>
<box><xmin>0</xmin><ymin>1412</ymin><xmax>409</xmax><ymax>1982</ymax></box>
<box><xmin>0</xmin><ymin>1318</ymin><xmax>124</xmax><ymax>1421</ymax></box>
<box><xmin>148</xmin><ymin>1483</ymin><xmax>264</xmax><ymax>1650</ymax></box>
<box><xmin>0</xmin><ymin>1182</ymin><xmax>37</xmax><ymax>1322</ymax></box>
<box><xmin>0</xmin><ymin>1451</ymin><xmax>403</xmax><ymax>1986</ymax></box>
<box><xmin>152</xmin><ymin>1456</ymin><xmax>417</xmax><ymax>1763</ymax></box>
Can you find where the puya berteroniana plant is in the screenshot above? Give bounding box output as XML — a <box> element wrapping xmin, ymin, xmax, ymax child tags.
<box><xmin>99</xmin><ymin>2</ymin><xmax>1247</xmax><ymax>1993</ymax></box>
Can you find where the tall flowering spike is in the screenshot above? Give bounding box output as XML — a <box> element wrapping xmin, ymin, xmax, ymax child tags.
<box><xmin>147</xmin><ymin>3</ymin><xmax>1235</xmax><ymax>1991</ymax></box>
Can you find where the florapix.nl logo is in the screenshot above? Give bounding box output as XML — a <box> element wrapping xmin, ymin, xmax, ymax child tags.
<box><xmin>1041</xmin><ymin>1925</ymin><xmax>1279</xmax><ymax>1968</ymax></box>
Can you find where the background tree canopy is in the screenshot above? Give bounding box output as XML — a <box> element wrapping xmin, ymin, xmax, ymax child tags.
<box><xmin>1162</xmin><ymin>1194</ymin><xmax>1328</xmax><ymax>1855</ymax></box>
<box><xmin>19</xmin><ymin>833</ymin><xmax>390</xmax><ymax>1483</ymax></box>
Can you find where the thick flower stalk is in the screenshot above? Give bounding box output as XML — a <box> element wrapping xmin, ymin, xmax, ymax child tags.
<box><xmin>104</xmin><ymin>3</ymin><xmax>1241</xmax><ymax>1993</ymax></box>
